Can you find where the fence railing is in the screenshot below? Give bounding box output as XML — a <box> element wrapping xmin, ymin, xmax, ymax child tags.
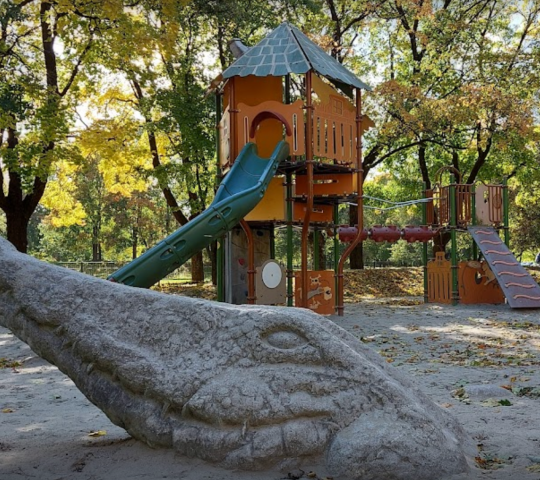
<box><xmin>53</xmin><ymin>261</ymin><xmax>213</xmax><ymax>282</ymax></box>
<box><xmin>53</xmin><ymin>259</ymin><xmax>418</xmax><ymax>282</ymax></box>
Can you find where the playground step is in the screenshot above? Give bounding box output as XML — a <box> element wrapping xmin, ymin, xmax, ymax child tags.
<box><xmin>468</xmin><ymin>226</ymin><xmax>540</xmax><ymax>309</ymax></box>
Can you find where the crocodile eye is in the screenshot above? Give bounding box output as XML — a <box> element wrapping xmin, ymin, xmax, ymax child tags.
<box><xmin>263</xmin><ymin>330</ymin><xmax>308</xmax><ymax>350</ymax></box>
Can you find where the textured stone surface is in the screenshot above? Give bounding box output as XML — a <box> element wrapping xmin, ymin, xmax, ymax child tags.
<box><xmin>0</xmin><ymin>238</ymin><xmax>470</xmax><ymax>479</ymax></box>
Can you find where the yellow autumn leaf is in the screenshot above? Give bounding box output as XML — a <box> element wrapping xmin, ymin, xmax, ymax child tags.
<box><xmin>88</xmin><ymin>430</ymin><xmax>107</xmax><ymax>437</ymax></box>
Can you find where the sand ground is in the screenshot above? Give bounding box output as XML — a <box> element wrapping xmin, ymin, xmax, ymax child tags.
<box><xmin>2</xmin><ymin>298</ymin><xmax>540</xmax><ymax>479</ymax></box>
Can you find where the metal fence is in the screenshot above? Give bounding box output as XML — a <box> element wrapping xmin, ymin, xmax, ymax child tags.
<box><xmin>53</xmin><ymin>261</ymin><xmax>213</xmax><ymax>282</ymax></box>
<box><xmin>53</xmin><ymin>259</ymin><xmax>418</xmax><ymax>282</ymax></box>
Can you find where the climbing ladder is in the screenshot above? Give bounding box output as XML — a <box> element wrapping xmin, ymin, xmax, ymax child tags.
<box><xmin>468</xmin><ymin>226</ymin><xmax>540</xmax><ymax>308</ymax></box>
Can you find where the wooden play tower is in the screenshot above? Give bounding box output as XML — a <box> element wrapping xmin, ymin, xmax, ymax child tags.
<box><xmin>211</xmin><ymin>23</ymin><xmax>372</xmax><ymax>315</ymax></box>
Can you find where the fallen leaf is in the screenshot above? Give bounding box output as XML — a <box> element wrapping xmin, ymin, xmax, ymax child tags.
<box><xmin>480</xmin><ymin>398</ymin><xmax>512</xmax><ymax>407</ymax></box>
<box><xmin>88</xmin><ymin>430</ymin><xmax>107</xmax><ymax>437</ymax></box>
<box><xmin>2</xmin><ymin>408</ymin><xmax>14</xmax><ymax>413</ymax></box>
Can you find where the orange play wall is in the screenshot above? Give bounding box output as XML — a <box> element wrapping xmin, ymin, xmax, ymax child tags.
<box><xmin>234</xmin><ymin>76</ymin><xmax>283</xmax><ymax>158</ymax></box>
<box><xmin>234</xmin><ymin>75</ymin><xmax>282</xmax><ymax>106</ymax></box>
<box><xmin>296</xmin><ymin>173</ymin><xmax>356</xmax><ymax>196</ymax></box>
<box><xmin>427</xmin><ymin>252</ymin><xmax>452</xmax><ymax>304</ymax></box>
<box><xmin>293</xmin><ymin>203</ymin><xmax>333</xmax><ymax>222</ymax></box>
<box><xmin>244</xmin><ymin>177</ymin><xmax>286</xmax><ymax>222</ymax></box>
<box><xmin>427</xmin><ymin>253</ymin><xmax>505</xmax><ymax>305</ymax></box>
<box><xmin>294</xmin><ymin>270</ymin><xmax>335</xmax><ymax>315</ymax></box>
<box><xmin>458</xmin><ymin>261</ymin><xmax>505</xmax><ymax>304</ymax></box>
<box><xmin>237</xmin><ymin>100</ymin><xmax>305</xmax><ymax>158</ymax></box>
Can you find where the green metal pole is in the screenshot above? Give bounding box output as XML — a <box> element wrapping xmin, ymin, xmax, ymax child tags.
<box><xmin>450</xmin><ymin>180</ymin><xmax>459</xmax><ymax>305</ymax></box>
<box><xmin>313</xmin><ymin>226</ymin><xmax>319</xmax><ymax>270</ymax></box>
<box><xmin>286</xmin><ymin>172</ymin><xmax>294</xmax><ymax>306</ymax></box>
<box><xmin>422</xmin><ymin>183</ymin><xmax>429</xmax><ymax>303</ymax></box>
<box><xmin>502</xmin><ymin>176</ymin><xmax>510</xmax><ymax>246</ymax></box>
<box><xmin>215</xmin><ymin>92</ymin><xmax>224</xmax><ymax>302</ymax></box>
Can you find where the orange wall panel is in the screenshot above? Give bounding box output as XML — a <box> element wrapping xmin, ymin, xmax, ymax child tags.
<box><xmin>296</xmin><ymin>173</ymin><xmax>356</xmax><ymax>197</ymax></box>
<box><xmin>235</xmin><ymin>75</ymin><xmax>282</xmax><ymax>106</ymax></box>
<box><xmin>293</xmin><ymin>203</ymin><xmax>333</xmax><ymax>223</ymax></box>
<box><xmin>244</xmin><ymin>177</ymin><xmax>286</xmax><ymax>222</ymax></box>
<box><xmin>458</xmin><ymin>261</ymin><xmax>505</xmax><ymax>304</ymax></box>
<box><xmin>294</xmin><ymin>270</ymin><xmax>335</xmax><ymax>315</ymax></box>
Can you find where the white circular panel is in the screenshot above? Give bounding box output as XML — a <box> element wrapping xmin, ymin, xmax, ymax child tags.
<box><xmin>261</xmin><ymin>261</ymin><xmax>282</xmax><ymax>289</ymax></box>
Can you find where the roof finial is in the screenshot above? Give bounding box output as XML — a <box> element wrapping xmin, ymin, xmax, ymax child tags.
<box><xmin>228</xmin><ymin>39</ymin><xmax>249</xmax><ymax>59</ymax></box>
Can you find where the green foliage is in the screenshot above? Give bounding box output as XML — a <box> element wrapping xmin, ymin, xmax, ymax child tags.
<box><xmin>2</xmin><ymin>0</ymin><xmax>540</xmax><ymax>265</ymax></box>
<box><xmin>388</xmin><ymin>240</ymin><xmax>423</xmax><ymax>266</ymax></box>
<box><xmin>0</xmin><ymin>211</ymin><xmax>6</xmax><ymax>237</ymax></box>
<box><xmin>511</xmin><ymin>184</ymin><xmax>540</xmax><ymax>260</ymax></box>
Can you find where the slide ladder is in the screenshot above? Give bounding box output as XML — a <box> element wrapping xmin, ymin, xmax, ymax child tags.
<box><xmin>109</xmin><ymin>141</ymin><xmax>289</xmax><ymax>288</ymax></box>
<box><xmin>468</xmin><ymin>226</ymin><xmax>540</xmax><ymax>308</ymax></box>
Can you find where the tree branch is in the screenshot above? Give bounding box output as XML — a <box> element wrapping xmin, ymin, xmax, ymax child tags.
<box><xmin>60</xmin><ymin>32</ymin><xmax>95</xmax><ymax>97</ymax></box>
<box><xmin>131</xmin><ymin>78</ymin><xmax>189</xmax><ymax>226</ymax></box>
<box><xmin>40</xmin><ymin>1</ymin><xmax>59</xmax><ymax>94</ymax></box>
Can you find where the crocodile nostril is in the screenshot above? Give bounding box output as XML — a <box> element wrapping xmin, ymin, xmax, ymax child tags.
<box><xmin>264</xmin><ymin>330</ymin><xmax>308</xmax><ymax>350</ymax></box>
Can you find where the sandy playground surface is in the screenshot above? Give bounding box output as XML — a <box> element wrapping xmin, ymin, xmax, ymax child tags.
<box><xmin>3</xmin><ymin>298</ymin><xmax>540</xmax><ymax>479</ymax></box>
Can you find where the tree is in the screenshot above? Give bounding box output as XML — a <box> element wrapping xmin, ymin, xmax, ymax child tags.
<box><xmin>0</xmin><ymin>0</ymin><xmax>99</xmax><ymax>252</ymax></box>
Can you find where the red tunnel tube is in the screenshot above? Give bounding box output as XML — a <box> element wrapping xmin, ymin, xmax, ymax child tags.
<box><xmin>402</xmin><ymin>225</ymin><xmax>438</xmax><ymax>243</ymax></box>
<box><xmin>370</xmin><ymin>225</ymin><xmax>401</xmax><ymax>243</ymax></box>
<box><xmin>339</xmin><ymin>226</ymin><xmax>369</xmax><ymax>243</ymax></box>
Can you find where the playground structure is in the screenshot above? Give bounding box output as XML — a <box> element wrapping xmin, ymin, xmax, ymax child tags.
<box><xmin>110</xmin><ymin>22</ymin><xmax>373</xmax><ymax>315</ymax></box>
<box><xmin>109</xmin><ymin>23</ymin><xmax>540</xmax><ymax>312</ymax></box>
<box><xmin>339</xmin><ymin>167</ymin><xmax>540</xmax><ymax>309</ymax></box>
<box><xmin>423</xmin><ymin>170</ymin><xmax>540</xmax><ymax>308</ymax></box>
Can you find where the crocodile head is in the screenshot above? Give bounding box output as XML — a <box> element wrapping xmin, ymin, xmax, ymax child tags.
<box><xmin>0</xmin><ymin>238</ymin><xmax>470</xmax><ymax>479</ymax></box>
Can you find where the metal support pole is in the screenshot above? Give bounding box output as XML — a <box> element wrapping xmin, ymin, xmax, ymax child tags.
<box><xmin>240</xmin><ymin>220</ymin><xmax>256</xmax><ymax>304</ymax></box>
<box><xmin>450</xmin><ymin>181</ymin><xmax>459</xmax><ymax>305</ymax></box>
<box><xmin>502</xmin><ymin>176</ymin><xmax>510</xmax><ymax>246</ymax></box>
<box><xmin>313</xmin><ymin>226</ymin><xmax>319</xmax><ymax>270</ymax></box>
<box><xmin>270</xmin><ymin>226</ymin><xmax>275</xmax><ymax>259</ymax></box>
<box><xmin>337</xmin><ymin>88</ymin><xmax>364</xmax><ymax>316</ymax></box>
<box><xmin>216</xmin><ymin>238</ymin><xmax>224</xmax><ymax>302</ymax></box>
<box><xmin>422</xmin><ymin>182</ymin><xmax>429</xmax><ymax>304</ymax></box>
<box><xmin>286</xmin><ymin>173</ymin><xmax>294</xmax><ymax>306</ymax></box>
<box><xmin>229</xmin><ymin>78</ymin><xmax>238</xmax><ymax>163</ymax></box>
<box><xmin>283</xmin><ymin>79</ymin><xmax>293</xmax><ymax>307</ymax></box>
<box><xmin>215</xmin><ymin>92</ymin><xmax>224</xmax><ymax>302</ymax></box>
<box><xmin>300</xmin><ymin>71</ymin><xmax>314</xmax><ymax>308</ymax></box>
<box><xmin>471</xmin><ymin>184</ymin><xmax>478</xmax><ymax>260</ymax></box>
<box><xmin>334</xmin><ymin>203</ymin><xmax>340</xmax><ymax>301</ymax></box>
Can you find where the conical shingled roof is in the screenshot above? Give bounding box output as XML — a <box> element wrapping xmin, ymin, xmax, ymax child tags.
<box><xmin>222</xmin><ymin>23</ymin><xmax>371</xmax><ymax>95</ymax></box>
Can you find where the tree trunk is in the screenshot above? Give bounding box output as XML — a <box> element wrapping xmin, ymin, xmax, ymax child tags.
<box><xmin>317</xmin><ymin>231</ymin><xmax>327</xmax><ymax>270</ymax></box>
<box><xmin>5</xmin><ymin>209</ymin><xmax>31</xmax><ymax>253</ymax></box>
<box><xmin>191</xmin><ymin>251</ymin><xmax>204</xmax><ymax>283</ymax></box>
<box><xmin>207</xmin><ymin>242</ymin><xmax>217</xmax><ymax>285</ymax></box>
<box><xmin>433</xmin><ymin>230</ymin><xmax>451</xmax><ymax>257</ymax></box>
<box><xmin>348</xmin><ymin>204</ymin><xmax>364</xmax><ymax>269</ymax></box>
<box><xmin>132</xmin><ymin>226</ymin><xmax>138</xmax><ymax>260</ymax></box>
<box><xmin>92</xmin><ymin>225</ymin><xmax>101</xmax><ymax>261</ymax></box>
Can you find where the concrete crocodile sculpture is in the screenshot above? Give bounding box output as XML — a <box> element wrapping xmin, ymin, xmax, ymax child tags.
<box><xmin>0</xmin><ymin>238</ymin><xmax>470</xmax><ymax>479</ymax></box>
